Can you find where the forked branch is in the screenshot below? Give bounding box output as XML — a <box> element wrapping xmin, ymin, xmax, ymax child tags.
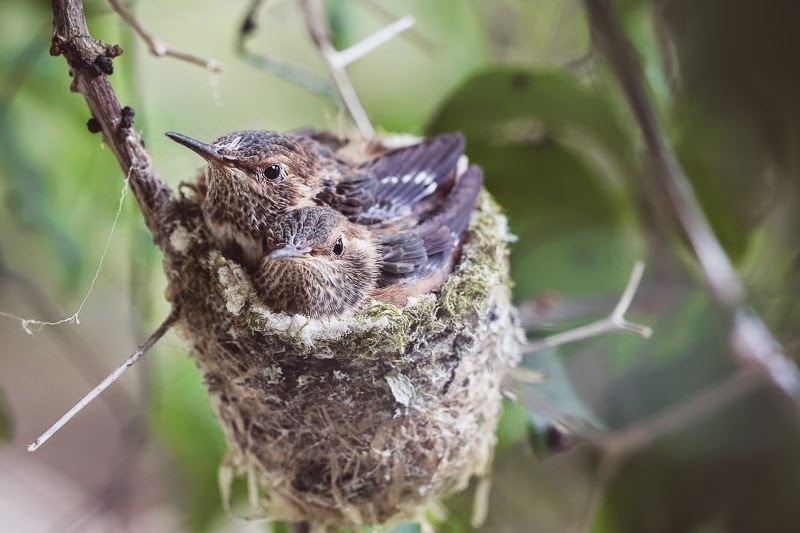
<box><xmin>521</xmin><ymin>261</ymin><xmax>652</xmax><ymax>354</ymax></box>
<box><xmin>298</xmin><ymin>0</ymin><xmax>415</xmax><ymax>137</ymax></box>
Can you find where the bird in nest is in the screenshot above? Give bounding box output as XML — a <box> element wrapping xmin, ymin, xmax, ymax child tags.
<box><xmin>166</xmin><ymin>129</ymin><xmax>481</xmax><ymax>318</ymax></box>
<box><xmin>166</xmin><ymin>129</ymin><xmax>465</xmax><ymax>271</ymax></box>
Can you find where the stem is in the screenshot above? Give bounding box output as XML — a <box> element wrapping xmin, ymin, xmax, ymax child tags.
<box><xmin>298</xmin><ymin>0</ymin><xmax>375</xmax><ymax>137</ymax></box>
<box><xmin>106</xmin><ymin>0</ymin><xmax>223</xmax><ymax>72</ymax></box>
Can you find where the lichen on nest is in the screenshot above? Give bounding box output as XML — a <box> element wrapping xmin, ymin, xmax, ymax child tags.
<box><xmin>163</xmin><ymin>145</ymin><xmax>523</xmax><ymax>529</ymax></box>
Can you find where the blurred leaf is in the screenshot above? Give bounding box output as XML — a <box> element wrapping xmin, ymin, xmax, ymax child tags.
<box><xmin>326</xmin><ymin>0</ymin><xmax>350</xmax><ymax>51</ymax></box>
<box><xmin>385</xmin><ymin>523</ymin><xmax>422</xmax><ymax>533</ymax></box>
<box><xmin>519</xmin><ymin>348</ymin><xmax>605</xmax><ymax>438</ymax></box>
<box><xmin>495</xmin><ymin>399</ymin><xmax>529</xmax><ymax>453</ymax></box>
<box><xmin>428</xmin><ymin>68</ymin><xmax>633</xmax><ymax>164</ymax></box>
<box><xmin>0</xmin><ymin>387</ymin><xmax>12</xmax><ymax>443</ymax></box>
<box><xmin>672</xmin><ymin>108</ymin><xmax>771</xmax><ymax>261</ymax></box>
<box><xmin>150</xmin><ymin>352</ymin><xmax>226</xmax><ymax>533</ymax></box>
<box><xmin>468</xmin><ymin>139</ymin><xmax>640</xmax><ymax>299</ymax></box>
<box><xmin>428</xmin><ymin>67</ymin><xmax>643</xmax><ymax>300</ymax></box>
<box><xmin>0</xmin><ymin>35</ymin><xmax>84</xmax><ymax>288</ymax></box>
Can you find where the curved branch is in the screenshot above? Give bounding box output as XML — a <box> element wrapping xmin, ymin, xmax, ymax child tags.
<box><xmin>50</xmin><ymin>0</ymin><xmax>173</xmax><ymax>240</ymax></box>
<box><xmin>582</xmin><ymin>0</ymin><xmax>800</xmax><ymax>402</ymax></box>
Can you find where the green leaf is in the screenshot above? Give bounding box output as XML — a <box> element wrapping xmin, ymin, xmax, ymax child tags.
<box><xmin>427</xmin><ymin>68</ymin><xmax>644</xmax><ymax>301</ymax></box>
<box><xmin>326</xmin><ymin>0</ymin><xmax>350</xmax><ymax>51</ymax></box>
<box><xmin>385</xmin><ymin>523</ymin><xmax>422</xmax><ymax>533</ymax></box>
<box><xmin>0</xmin><ymin>387</ymin><xmax>13</xmax><ymax>443</ymax></box>
<box><xmin>428</xmin><ymin>68</ymin><xmax>633</xmax><ymax>164</ymax></box>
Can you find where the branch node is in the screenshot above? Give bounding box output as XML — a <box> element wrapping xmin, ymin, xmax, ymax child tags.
<box><xmin>119</xmin><ymin>105</ymin><xmax>135</xmax><ymax>130</ymax></box>
<box><xmin>93</xmin><ymin>55</ymin><xmax>114</xmax><ymax>75</ymax></box>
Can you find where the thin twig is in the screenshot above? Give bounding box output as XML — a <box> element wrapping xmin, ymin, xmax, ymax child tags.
<box><xmin>582</xmin><ymin>0</ymin><xmax>800</xmax><ymax>402</ymax></box>
<box><xmin>521</xmin><ymin>261</ymin><xmax>652</xmax><ymax>354</ymax></box>
<box><xmin>600</xmin><ymin>368</ymin><xmax>762</xmax><ymax>456</ymax></box>
<box><xmin>298</xmin><ymin>0</ymin><xmax>414</xmax><ymax>138</ymax></box>
<box><xmin>358</xmin><ymin>0</ymin><xmax>436</xmax><ymax>54</ymax></box>
<box><xmin>27</xmin><ymin>307</ymin><xmax>179</xmax><ymax>452</ymax></box>
<box><xmin>105</xmin><ymin>0</ymin><xmax>222</xmax><ymax>72</ymax></box>
<box><xmin>334</xmin><ymin>15</ymin><xmax>415</xmax><ymax>68</ymax></box>
<box><xmin>0</xmin><ymin>258</ymin><xmax>137</xmax><ymax>419</ymax></box>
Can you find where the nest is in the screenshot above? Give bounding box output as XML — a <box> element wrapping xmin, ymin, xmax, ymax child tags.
<box><xmin>162</xmin><ymin>138</ymin><xmax>523</xmax><ymax>529</ymax></box>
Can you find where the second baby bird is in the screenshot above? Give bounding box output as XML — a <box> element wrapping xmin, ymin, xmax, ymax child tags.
<box><xmin>257</xmin><ymin>165</ymin><xmax>484</xmax><ymax>319</ymax></box>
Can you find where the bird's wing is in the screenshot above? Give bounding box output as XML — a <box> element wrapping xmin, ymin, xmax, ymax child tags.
<box><xmin>376</xmin><ymin>164</ymin><xmax>483</xmax><ymax>286</ymax></box>
<box><xmin>315</xmin><ymin>171</ymin><xmax>375</xmax><ymax>219</ymax></box>
<box><xmin>353</xmin><ymin>133</ymin><xmax>465</xmax><ymax>224</ymax></box>
<box><xmin>376</xmin><ymin>232</ymin><xmax>428</xmax><ymax>287</ymax></box>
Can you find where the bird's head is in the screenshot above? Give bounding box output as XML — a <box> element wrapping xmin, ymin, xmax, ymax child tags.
<box><xmin>166</xmin><ymin>130</ymin><xmax>322</xmax><ymax>209</ymax></box>
<box><xmin>259</xmin><ymin>207</ymin><xmax>379</xmax><ymax>319</ymax></box>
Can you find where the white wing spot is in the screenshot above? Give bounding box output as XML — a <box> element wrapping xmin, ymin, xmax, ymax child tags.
<box><xmin>413</xmin><ymin>171</ymin><xmax>431</xmax><ymax>184</ymax></box>
<box><xmin>401</xmin><ymin>173</ymin><xmax>413</xmax><ymax>183</ymax></box>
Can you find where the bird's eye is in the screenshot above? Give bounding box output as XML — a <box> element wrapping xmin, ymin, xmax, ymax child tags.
<box><xmin>262</xmin><ymin>163</ymin><xmax>284</xmax><ymax>181</ymax></box>
<box><xmin>332</xmin><ymin>235</ymin><xmax>345</xmax><ymax>256</ymax></box>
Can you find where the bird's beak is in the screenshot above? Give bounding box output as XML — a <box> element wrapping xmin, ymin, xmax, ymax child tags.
<box><xmin>165</xmin><ymin>132</ymin><xmax>236</xmax><ymax>166</ymax></box>
<box><xmin>269</xmin><ymin>244</ymin><xmax>313</xmax><ymax>261</ymax></box>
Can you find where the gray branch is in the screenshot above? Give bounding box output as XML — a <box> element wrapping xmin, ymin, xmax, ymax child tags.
<box><xmin>582</xmin><ymin>0</ymin><xmax>800</xmax><ymax>401</ymax></box>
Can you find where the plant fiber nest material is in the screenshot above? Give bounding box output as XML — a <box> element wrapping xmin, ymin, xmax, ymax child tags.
<box><xmin>162</xmin><ymin>137</ymin><xmax>523</xmax><ymax>528</ymax></box>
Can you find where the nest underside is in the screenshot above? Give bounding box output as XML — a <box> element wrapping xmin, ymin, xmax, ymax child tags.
<box><xmin>162</xmin><ymin>165</ymin><xmax>522</xmax><ymax>527</ymax></box>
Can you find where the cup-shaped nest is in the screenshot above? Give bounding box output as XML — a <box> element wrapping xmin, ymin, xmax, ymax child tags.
<box><xmin>162</xmin><ymin>138</ymin><xmax>523</xmax><ymax>529</ymax></box>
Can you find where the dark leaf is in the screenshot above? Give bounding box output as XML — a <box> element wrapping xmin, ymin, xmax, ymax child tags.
<box><xmin>0</xmin><ymin>387</ymin><xmax>13</xmax><ymax>443</ymax></box>
<box><xmin>518</xmin><ymin>348</ymin><xmax>605</xmax><ymax>458</ymax></box>
<box><xmin>428</xmin><ymin>68</ymin><xmax>633</xmax><ymax>166</ymax></box>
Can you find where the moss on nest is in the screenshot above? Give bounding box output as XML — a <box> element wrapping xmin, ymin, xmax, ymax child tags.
<box><xmin>162</xmin><ymin>139</ymin><xmax>523</xmax><ymax>529</ymax></box>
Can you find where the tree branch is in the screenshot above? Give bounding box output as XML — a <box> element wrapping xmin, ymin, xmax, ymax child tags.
<box><xmin>582</xmin><ymin>0</ymin><xmax>800</xmax><ymax>401</ymax></box>
<box><xmin>50</xmin><ymin>0</ymin><xmax>173</xmax><ymax>239</ymax></box>
<box><xmin>570</xmin><ymin>368</ymin><xmax>764</xmax><ymax>532</ymax></box>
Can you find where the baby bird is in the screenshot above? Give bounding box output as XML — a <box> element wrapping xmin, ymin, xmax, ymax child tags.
<box><xmin>166</xmin><ymin>129</ymin><xmax>464</xmax><ymax>270</ymax></box>
<box><xmin>256</xmin><ymin>165</ymin><xmax>484</xmax><ymax>319</ymax></box>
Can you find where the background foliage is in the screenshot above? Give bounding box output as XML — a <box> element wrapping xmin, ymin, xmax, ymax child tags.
<box><xmin>1</xmin><ymin>0</ymin><xmax>799</xmax><ymax>531</ymax></box>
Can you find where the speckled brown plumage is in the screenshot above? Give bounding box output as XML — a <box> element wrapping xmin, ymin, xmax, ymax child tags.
<box><xmin>256</xmin><ymin>165</ymin><xmax>484</xmax><ymax>318</ymax></box>
<box><xmin>258</xmin><ymin>208</ymin><xmax>379</xmax><ymax>319</ymax></box>
<box><xmin>166</xmin><ymin>130</ymin><xmax>465</xmax><ymax>271</ymax></box>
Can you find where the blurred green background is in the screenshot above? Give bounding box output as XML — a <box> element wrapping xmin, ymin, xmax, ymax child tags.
<box><xmin>1</xmin><ymin>0</ymin><xmax>799</xmax><ymax>531</ymax></box>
